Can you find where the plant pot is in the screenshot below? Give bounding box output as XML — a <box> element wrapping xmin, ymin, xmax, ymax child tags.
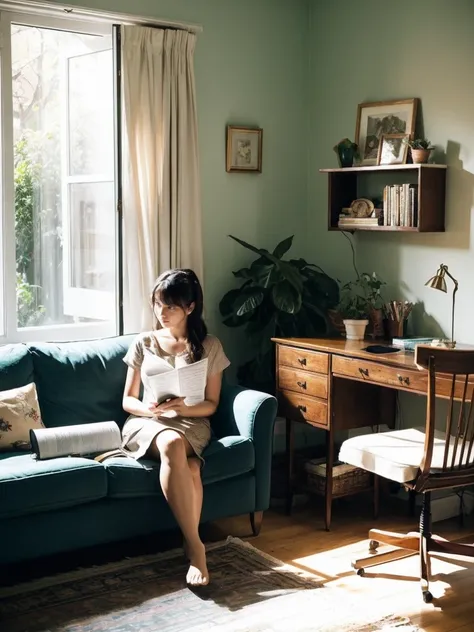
<box><xmin>328</xmin><ymin>309</ymin><xmax>346</xmax><ymax>337</ymax></box>
<box><xmin>368</xmin><ymin>307</ymin><xmax>385</xmax><ymax>339</ymax></box>
<box><xmin>337</xmin><ymin>146</ymin><xmax>355</xmax><ymax>168</ymax></box>
<box><xmin>411</xmin><ymin>148</ymin><xmax>432</xmax><ymax>164</ymax></box>
<box><xmin>343</xmin><ymin>319</ymin><xmax>369</xmax><ymax>341</ymax></box>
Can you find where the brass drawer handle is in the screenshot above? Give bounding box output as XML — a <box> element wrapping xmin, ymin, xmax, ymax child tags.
<box><xmin>297</xmin><ymin>357</ymin><xmax>307</xmax><ymax>366</ymax></box>
<box><xmin>359</xmin><ymin>367</ymin><xmax>369</xmax><ymax>377</ymax></box>
<box><xmin>397</xmin><ymin>374</ymin><xmax>410</xmax><ymax>385</ymax></box>
<box><xmin>297</xmin><ymin>380</ymin><xmax>307</xmax><ymax>390</ymax></box>
<box><xmin>297</xmin><ymin>404</ymin><xmax>307</xmax><ymax>413</ymax></box>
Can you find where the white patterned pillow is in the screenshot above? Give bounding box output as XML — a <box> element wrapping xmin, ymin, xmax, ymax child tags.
<box><xmin>0</xmin><ymin>382</ymin><xmax>44</xmax><ymax>451</ymax></box>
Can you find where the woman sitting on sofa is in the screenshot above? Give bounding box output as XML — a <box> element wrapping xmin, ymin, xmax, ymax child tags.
<box><xmin>121</xmin><ymin>268</ymin><xmax>230</xmax><ymax>587</ymax></box>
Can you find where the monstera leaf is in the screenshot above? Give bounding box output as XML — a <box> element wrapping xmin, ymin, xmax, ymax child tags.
<box><xmin>219</xmin><ymin>235</ymin><xmax>339</xmax><ymax>392</ymax></box>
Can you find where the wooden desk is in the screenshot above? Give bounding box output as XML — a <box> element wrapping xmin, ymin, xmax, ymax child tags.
<box><xmin>273</xmin><ymin>337</ymin><xmax>474</xmax><ymax>530</ymax></box>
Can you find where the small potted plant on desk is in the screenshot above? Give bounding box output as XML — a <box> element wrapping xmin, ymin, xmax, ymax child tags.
<box><xmin>331</xmin><ymin>272</ymin><xmax>385</xmax><ymax>340</ymax></box>
<box><xmin>405</xmin><ymin>137</ymin><xmax>435</xmax><ymax>164</ymax></box>
<box><xmin>337</xmin><ymin>280</ymin><xmax>369</xmax><ymax>340</ymax></box>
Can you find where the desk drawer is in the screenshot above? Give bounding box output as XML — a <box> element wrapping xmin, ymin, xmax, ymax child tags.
<box><xmin>279</xmin><ymin>345</ymin><xmax>329</xmax><ymax>374</ymax></box>
<box><xmin>333</xmin><ymin>356</ymin><xmax>428</xmax><ymax>394</ymax></box>
<box><xmin>278</xmin><ymin>367</ymin><xmax>328</xmax><ymax>399</ymax></box>
<box><xmin>279</xmin><ymin>390</ymin><xmax>328</xmax><ymax>428</ymax></box>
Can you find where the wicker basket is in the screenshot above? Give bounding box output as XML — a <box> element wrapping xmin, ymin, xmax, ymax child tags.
<box><xmin>304</xmin><ymin>458</ymin><xmax>371</xmax><ymax>496</ymax></box>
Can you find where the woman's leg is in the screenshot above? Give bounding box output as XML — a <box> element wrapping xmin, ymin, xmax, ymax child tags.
<box><xmin>188</xmin><ymin>456</ymin><xmax>204</xmax><ymax>526</ymax></box>
<box><xmin>149</xmin><ymin>430</ymin><xmax>208</xmax><ymax>586</ymax></box>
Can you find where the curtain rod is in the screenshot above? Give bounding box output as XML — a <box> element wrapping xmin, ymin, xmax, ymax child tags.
<box><xmin>0</xmin><ymin>0</ymin><xmax>203</xmax><ymax>33</ymax></box>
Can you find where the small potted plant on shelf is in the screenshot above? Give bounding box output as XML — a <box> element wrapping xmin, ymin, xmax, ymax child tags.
<box><xmin>333</xmin><ymin>138</ymin><xmax>360</xmax><ymax>168</ymax></box>
<box><xmin>405</xmin><ymin>137</ymin><xmax>435</xmax><ymax>164</ymax></box>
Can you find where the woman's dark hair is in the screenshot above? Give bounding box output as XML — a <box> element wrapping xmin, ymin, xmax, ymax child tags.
<box><xmin>151</xmin><ymin>269</ymin><xmax>207</xmax><ymax>362</ymax></box>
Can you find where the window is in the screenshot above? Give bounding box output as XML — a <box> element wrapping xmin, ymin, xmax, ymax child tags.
<box><xmin>1</xmin><ymin>11</ymin><xmax>119</xmax><ymax>342</ymax></box>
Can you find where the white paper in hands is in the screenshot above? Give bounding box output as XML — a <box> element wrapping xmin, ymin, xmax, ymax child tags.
<box><xmin>146</xmin><ymin>357</ymin><xmax>208</xmax><ymax>407</ymax></box>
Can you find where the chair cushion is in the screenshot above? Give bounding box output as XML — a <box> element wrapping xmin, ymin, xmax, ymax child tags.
<box><xmin>339</xmin><ymin>427</ymin><xmax>474</xmax><ymax>483</ymax></box>
<box><xmin>104</xmin><ymin>435</ymin><xmax>255</xmax><ymax>499</ymax></box>
<box><xmin>202</xmin><ymin>435</ymin><xmax>254</xmax><ymax>484</ymax></box>
<box><xmin>0</xmin><ymin>452</ymin><xmax>107</xmax><ymax>519</ymax></box>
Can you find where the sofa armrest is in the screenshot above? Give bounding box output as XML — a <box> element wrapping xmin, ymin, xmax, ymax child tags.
<box><xmin>212</xmin><ymin>384</ymin><xmax>278</xmax><ymax>511</ymax></box>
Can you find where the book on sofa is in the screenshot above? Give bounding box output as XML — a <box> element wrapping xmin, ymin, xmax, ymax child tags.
<box><xmin>30</xmin><ymin>421</ymin><xmax>126</xmax><ymax>461</ymax></box>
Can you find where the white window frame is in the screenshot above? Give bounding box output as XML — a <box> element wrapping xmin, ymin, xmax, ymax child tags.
<box><xmin>0</xmin><ymin>10</ymin><xmax>117</xmax><ymax>343</ymax></box>
<box><xmin>0</xmin><ymin>1</ymin><xmax>200</xmax><ymax>344</ymax></box>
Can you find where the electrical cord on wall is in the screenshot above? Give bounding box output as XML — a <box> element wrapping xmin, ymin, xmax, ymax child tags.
<box><xmin>341</xmin><ymin>231</ymin><xmax>360</xmax><ymax>278</ymax></box>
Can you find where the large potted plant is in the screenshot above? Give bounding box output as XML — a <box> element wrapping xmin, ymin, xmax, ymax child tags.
<box><xmin>219</xmin><ymin>235</ymin><xmax>339</xmax><ymax>392</ymax></box>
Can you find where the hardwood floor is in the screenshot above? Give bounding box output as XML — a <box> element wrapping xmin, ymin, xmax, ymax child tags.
<box><xmin>207</xmin><ymin>493</ymin><xmax>474</xmax><ymax>632</ymax></box>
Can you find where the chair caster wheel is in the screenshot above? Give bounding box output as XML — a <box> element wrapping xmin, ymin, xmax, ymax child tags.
<box><xmin>369</xmin><ymin>539</ymin><xmax>379</xmax><ymax>552</ymax></box>
<box><xmin>357</xmin><ymin>568</ymin><xmax>365</xmax><ymax>577</ymax></box>
<box><xmin>422</xmin><ymin>591</ymin><xmax>433</xmax><ymax>603</ymax></box>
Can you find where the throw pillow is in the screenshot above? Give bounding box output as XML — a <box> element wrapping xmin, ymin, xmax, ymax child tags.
<box><xmin>0</xmin><ymin>382</ymin><xmax>44</xmax><ymax>451</ymax></box>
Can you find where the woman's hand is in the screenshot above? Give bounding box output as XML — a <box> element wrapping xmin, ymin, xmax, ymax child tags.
<box><xmin>149</xmin><ymin>398</ymin><xmax>187</xmax><ymax>417</ymax></box>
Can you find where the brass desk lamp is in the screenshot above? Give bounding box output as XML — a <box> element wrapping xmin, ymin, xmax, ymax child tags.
<box><xmin>425</xmin><ymin>264</ymin><xmax>458</xmax><ymax>348</ymax></box>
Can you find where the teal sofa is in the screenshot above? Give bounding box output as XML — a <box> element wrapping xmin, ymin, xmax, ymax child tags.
<box><xmin>0</xmin><ymin>335</ymin><xmax>277</xmax><ymax>565</ymax></box>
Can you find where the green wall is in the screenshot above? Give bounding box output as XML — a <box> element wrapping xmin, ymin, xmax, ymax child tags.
<box><xmin>308</xmin><ymin>0</ymin><xmax>474</xmax><ymax>345</ymax></box>
<box><xmin>308</xmin><ymin>0</ymin><xmax>474</xmax><ymax>424</ymax></box>
<box><xmin>46</xmin><ymin>0</ymin><xmax>309</xmax><ymax>363</ymax></box>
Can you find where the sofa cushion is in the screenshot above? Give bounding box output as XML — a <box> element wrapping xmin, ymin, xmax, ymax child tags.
<box><xmin>0</xmin><ymin>452</ymin><xmax>107</xmax><ymax>519</ymax></box>
<box><xmin>0</xmin><ymin>382</ymin><xmax>44</xmax><ymax>451</ymax></box>
<box><xmin>105</xmin><ymin>457</ymin><xmax>160</xmax><ymax>498</ymax></box>
<box><xmin>27</xmin><ymin>335</ymin><xmax>135</xmax><ymax>429</ymax></box>
<box><xmin>0</xmin><ymin>344</ymin><xmax>34</xmax><ymax>391</ymax></box>
<box><xmin>103</xmin><ymin>436</ymin><xmax>255</xmax><ymax>499</ymax></box>
<box><xmin>202</xmin><ymin>435</ymin><xmax>254</xmax><ymax>484</ymax></box>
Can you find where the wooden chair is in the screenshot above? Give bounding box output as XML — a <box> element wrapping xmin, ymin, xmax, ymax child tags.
<box><xmin>339</xmin><ymin>345</ymin><xmax>474</xmax><ymax>603</ymax></box>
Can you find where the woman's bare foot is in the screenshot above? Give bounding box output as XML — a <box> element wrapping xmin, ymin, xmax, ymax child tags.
<box><xmin>185</xmin><ymin>541</ymin><xmax>209</xmax><ymax>586</ymax></box>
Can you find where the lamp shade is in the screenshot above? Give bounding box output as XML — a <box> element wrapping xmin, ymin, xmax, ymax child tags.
<box><xmin>425</xmin><ymin>268</ymin><xmax>447</xmax><ymax>293</ymax></box>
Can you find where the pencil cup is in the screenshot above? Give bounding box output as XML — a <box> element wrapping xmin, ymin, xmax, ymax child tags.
<box><xmin>388</xmin><ymin>318</ymin><xmax>405</xmax><ymax>339</ymax></box>
<box><xmin>384</xmin><ymin>301</ymin><xmax>413</xmax><ymax>340</ymax></box>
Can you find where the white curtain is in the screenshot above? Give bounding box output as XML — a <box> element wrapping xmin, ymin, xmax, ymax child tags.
<box><xmin>121</xmin><ymin>25</ymin><xmax>203</xmax><ymax>333</ymax></box>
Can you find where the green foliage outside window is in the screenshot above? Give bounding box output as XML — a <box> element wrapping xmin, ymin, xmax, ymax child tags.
<box><xmin>14</xmin><ymin>135</ymin><xmax>46</xmax><ymax>327</ymax></box>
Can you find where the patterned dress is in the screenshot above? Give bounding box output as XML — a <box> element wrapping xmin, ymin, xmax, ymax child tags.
<box><xmin>122</xmin><ymin>333</ymin><xmax>230</xmax><ymax>462</ymax></box>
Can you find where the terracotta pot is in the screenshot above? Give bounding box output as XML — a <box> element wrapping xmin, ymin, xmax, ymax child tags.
<box><xmin>411</xmin><ymin>148</ymin><xmax>432</xmax><ymax>164</ymax></box>
<box><xmin>328</xmin><ymin>309</ymin><xmax>346</xmax><ymax>337</ymax></box>
<box><xmin>368</xmin><ymin>307</ymin><xmax>385</xmax><ymax>339</ymax></box>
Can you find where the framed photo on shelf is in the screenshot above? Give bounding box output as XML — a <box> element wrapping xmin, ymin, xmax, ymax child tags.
<box><xmin>377</xmin><ymin>133</ymin><xmax>409</xmax><ymax>166</ymax></box>
<box><xmin>226</xmin><ymin>126</ymin><xmax>263</xmax><ymax>173</ymax></box>
<box><xmin>355</xmin><ymin>98</ymin><xmax>418</xmax><ymax>166</ymax></box>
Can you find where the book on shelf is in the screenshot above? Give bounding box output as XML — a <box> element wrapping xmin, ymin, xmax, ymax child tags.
<box><xmin>338</xmin><ymin>211</ymin><xmax>381</xmax><ymax>228</ymax></box>
<box><xmin>391</xmin><ymin>336</ymin><xmax>434</xmax><ymax>351</ymax></box>
<box><xmin>382</xmin><ymin>184</ymin><xmax>418</xmax><ymax>228</ymax></box>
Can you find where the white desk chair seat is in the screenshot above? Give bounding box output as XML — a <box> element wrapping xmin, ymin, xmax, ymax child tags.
<box><xmin>339</xmin><ymin>427</ymin><xmax>474</xmax><ymax>484</ymax></box>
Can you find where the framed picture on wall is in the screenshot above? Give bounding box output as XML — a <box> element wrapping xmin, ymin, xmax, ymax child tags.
<box><xmin>377</xmin><ymin>133</ymin><xmax>409</xmax><ymax>165</ymax></box>
<box><xmin>226</xmin><ymin>126</ymin><xmax>263</xmax><ymax>172</ymax></box>
<box><xmin>355</xmin><ymin>98</ymin><xmax>418</xmax><ymax>166</ymax></box>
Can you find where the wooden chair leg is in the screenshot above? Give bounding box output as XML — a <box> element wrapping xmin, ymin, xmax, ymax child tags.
<box><xmin>420</xmin><ymin>492</ymin><xmax>433</xmax><ymax>603</ymax></box>
<box><xmin>250</xmin><ymin>511</ymin><xmax>263</xmax><ymax>536</ymax></box>
<box><xmin>368</xmin><ymin>528</ymin><xmax>420</xmax><ymax>551</ymax></box>
<box><xmin>352</xmin><ymin>528</ymin><xmax>420</xmax><ymax>573</ymax></box>
<box><xmin>373</xmin><ymin>474</ymin><xmax>380</xmax><ymax>520</ymax></box>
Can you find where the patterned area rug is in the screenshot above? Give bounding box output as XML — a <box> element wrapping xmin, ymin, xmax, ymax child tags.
<box><xmin>0</xmin><ymin>537</ymin><xmax>419</xmax><ymax>632</ymax></box>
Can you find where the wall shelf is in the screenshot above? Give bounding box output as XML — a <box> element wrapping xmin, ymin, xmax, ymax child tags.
<box><xmin>319</xmin><ymin>163</ymin><xmax>447</xmax><ymax>232</ymax></box>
